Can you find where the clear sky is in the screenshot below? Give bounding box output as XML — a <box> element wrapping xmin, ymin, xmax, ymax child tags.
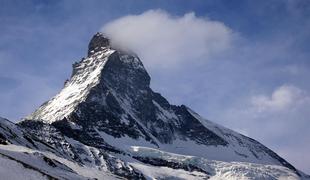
<box><xmin>0</xmin><ymin>0</ymin><xmax>309</xmax><ymax>174</ymax></box>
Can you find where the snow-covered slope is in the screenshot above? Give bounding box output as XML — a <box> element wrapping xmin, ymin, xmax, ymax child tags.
<box><xmin>1</xmin><ymin>32</ymin><xmax>308</xmax><ymax>179</ymax></box>
<box><xmin>127</xmin><ymin>146</ymin><xmax>300</xmax><ymax>180</ymax></box>
<box><xmin>0</xmin><ymin>117</ymin><xmax>306</xmax><ymax>180</ymax></box>
<box><xmin>0</xmin><ymin>117</ymin><xmax>121</xmax><ymax>179</ymax></box>
<box><xmin>26</xmin><ymin>48</ymin><xmax>115</xmax><ymax>122</ymax></box>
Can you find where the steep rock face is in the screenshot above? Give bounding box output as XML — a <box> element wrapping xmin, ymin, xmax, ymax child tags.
<box><xmin>22</xmin><ymin>32</ymin><xmax>301</xmax><ymax>177</ymax></box>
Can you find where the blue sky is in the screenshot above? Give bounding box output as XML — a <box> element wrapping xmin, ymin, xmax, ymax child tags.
<box><xmin>0</xmin><ymin>0</ymin><xmax>309</xmax><ymax>173</ymax></box>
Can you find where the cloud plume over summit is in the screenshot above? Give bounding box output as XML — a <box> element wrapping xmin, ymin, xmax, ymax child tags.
<box><xmin>102</xmin><ymin>10</ymin><xmax>234</xmax><ymax>69</ymax></box>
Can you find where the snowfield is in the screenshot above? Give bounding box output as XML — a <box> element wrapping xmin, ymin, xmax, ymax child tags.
<box><xmin>127</xmin><ymin>146</ymin><xmax>300</xmax><ymax>180</ymax></box>
<box><xmin>0</xmin><ymin>154</ymin><xmax>48</xmax><ymax>180</ymax></box>
<box><xmin>0</xmin><ymin>144</ymin><xmax>118</xmax><ymax>180</ymax></box>
<box><xmin>0</xmin><ymin>144</ymin><xmax>303</xmax><ymax>180</ymax></box>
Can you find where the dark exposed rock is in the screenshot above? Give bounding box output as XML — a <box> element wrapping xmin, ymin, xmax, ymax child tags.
<box><xmin>88</xmin><ymin>32</ymin><xmax>110</xmax><ymax>56</ymax></box>
<box><xmin>43</xmin><ymin>156</ymin><xmax>57</xmax><ymax>168</ymax></box>
<box><xmin>0</xmin><ymin>133</ymin><xmax>8</xmax><ymax>145</ymax></box>
<box><xmin>133</xmin><ymin>156</ymin><xmax>210</xmax><ymax>176</ymax></box>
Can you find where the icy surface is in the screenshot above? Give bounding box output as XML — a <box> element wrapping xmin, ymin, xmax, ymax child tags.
<box><xmin>129</xmin><ymin>162</ymin><xmax>208</xmax><ymax>180</ymax></box>
<box><xmin>128</xmin><ymin>146</ymin><xmax>300</xmax><ymax>180</ymax></box>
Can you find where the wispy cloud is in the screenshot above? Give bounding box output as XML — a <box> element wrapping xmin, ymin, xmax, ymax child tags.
<box><xmin>251</xmin><ymin>85</ymin><xmax>305</xmax><ymax>111</ymax></box>
<box><xmin>102</xmin><ymin>10</ymin><xmax>234</xmax><ymax>69</ymax></box>
<box><xmin>214</xmin><ymin>84</ymin><xmax>310</xmax><ymax>172</ymax></box>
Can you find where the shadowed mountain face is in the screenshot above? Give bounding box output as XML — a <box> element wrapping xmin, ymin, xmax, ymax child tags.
<box><xmin>0</xmin><ymin>32</ymin><xmax>304</xmax><ymax>179</ymax></box>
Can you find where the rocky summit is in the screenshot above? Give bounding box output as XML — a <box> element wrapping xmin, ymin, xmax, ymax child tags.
<box><xmin>0</xmin><ymin>32</ymin><xmax>308</xmax><ymax>179</ymax></box>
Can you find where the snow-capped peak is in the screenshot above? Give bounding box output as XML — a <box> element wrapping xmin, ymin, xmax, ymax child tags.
<box><xmin>19</xmin><ymin>32</ymin><xmax>307</xmax><ymax>179</ymax></box>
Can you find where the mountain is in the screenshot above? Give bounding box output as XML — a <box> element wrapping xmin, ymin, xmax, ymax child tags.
<box><xmin>0</xmin><ymin>32</ymin><xmax>308</xmax><ymax>179</ymax></box>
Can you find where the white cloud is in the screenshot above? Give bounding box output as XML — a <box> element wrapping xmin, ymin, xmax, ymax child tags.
<box><xmin>212</xmin><ymin>84</ymin><xmax>310</xmax><ymax>173</ymax></box>
<box><xmin>101</xmin><ymin>10</ymin><xmax>234</xmax><ymax>69</ymax></box>
<box><xmin>251</xmin><ymin>85</ymin><xmax>305</xmax><ymax>111</ymax></box>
